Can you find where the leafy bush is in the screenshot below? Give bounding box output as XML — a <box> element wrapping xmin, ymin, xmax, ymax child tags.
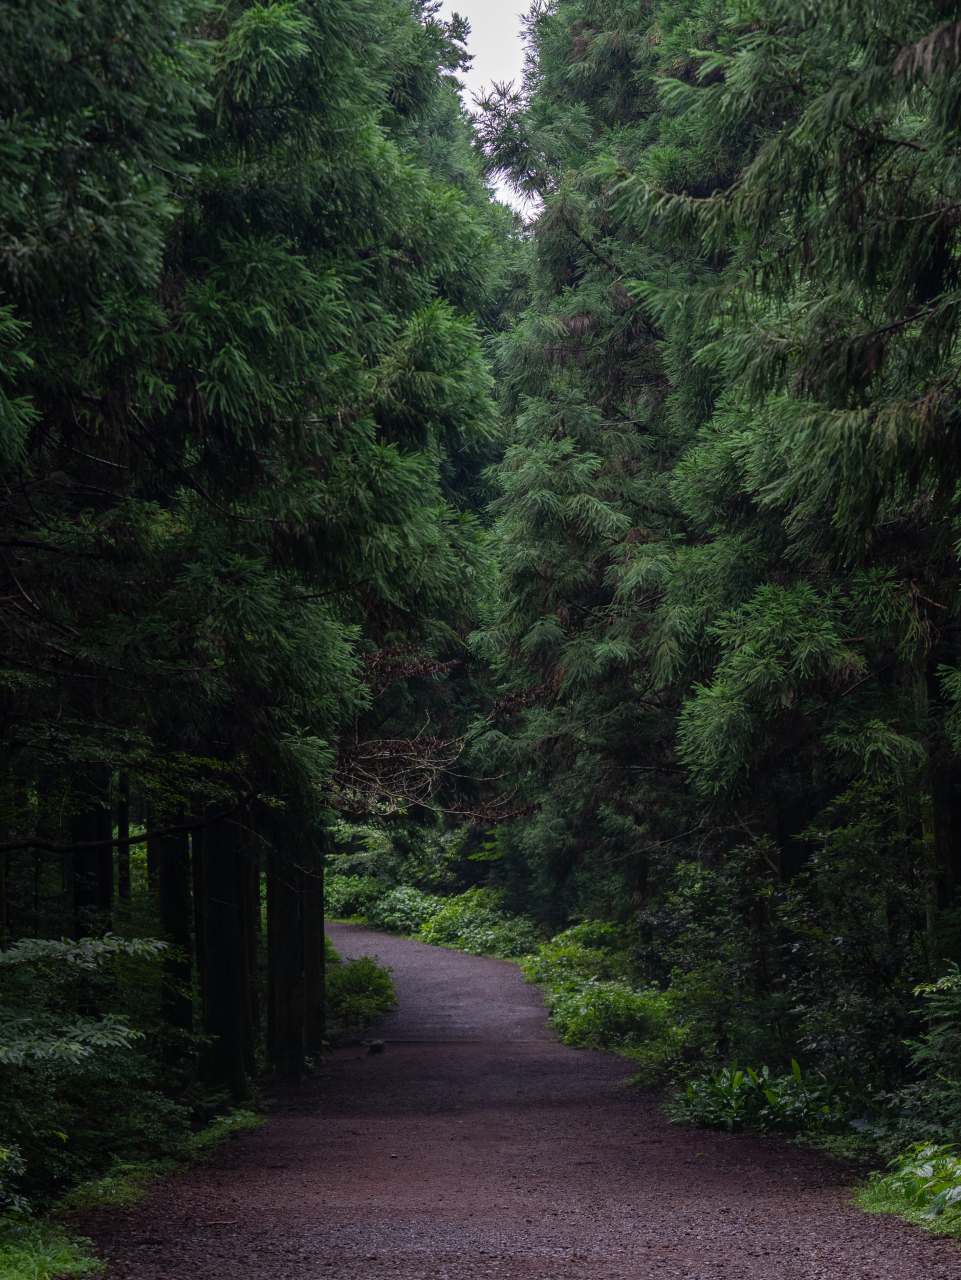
<box><xmin>324</xmin><ymin>874</ymin><xmax>381</xmax><ymax>919</ymax></box>
<box><xmin>522</xmin><ymin>921</ymin><xmax>680</xmax><ymax>1060</ymax></box>
<box><xmin>325</xmin><ymin>957</ymin><xmax>396</xmax><ymax>1037</ymax></box>
<box><xmin>673</xmin><ymin>1059</ymin><xmax>856</xmax><ymax>1133</ymax></box>
<box><xmin>545</xmin><ymin>979</ymin><xmax>670</xmax><ymax>1050</ymax></box>
<box><xmin>0</xmin><ymin>1144</ymin><xmax>27</xmax><ymax>1216</ymax></box>
<box><xmin>0</xmin><ymin>934</ymin><xmax>202</xmax><ymax>1212</ymax></box>
<box><xmin>367</xmin><ymin>886</ymin><xmax>444</xmax><ymax>934</ymax></box>
<box><xmin>324</xmin><ymin>934</ymin><xmax>340</xmax><ymax>965</ymax></box>
<box><xmin>0</xmin><ymin>1220</ymin><xmax>102</xmax><ymax>1280</ymax></box>
<box><xmin>521</xmin><ymin>927</ymin><xmax>628</xmax><ymax>987</ymax></box>
<box><xmin>417</xmin><ymin>887</ymin><xmax>540</xmax><ymax>958</ymax></box>
<box><xmin>643</xmin><ymin>794</ymin><xmax>928</xmax><ymax>1081</ymax></box>
<box><xmin>861</xmin><ymin>1143</ymin><xmax>961</xmax><ymax>1223</ymax></box>
<box><xmin>909</xmin><ymin>965</ymin><xmax>961</xmax><ymax>1139</ymax></box>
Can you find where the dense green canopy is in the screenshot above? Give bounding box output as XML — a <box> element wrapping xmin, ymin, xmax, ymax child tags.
<box><xmin>6</xmin><ymin>0</ymin><xmax>961</xmax><ymax>1222</ymax></box>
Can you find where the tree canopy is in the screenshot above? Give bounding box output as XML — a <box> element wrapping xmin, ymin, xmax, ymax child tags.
<box><xmin>6</xmin><ymin>0</ymin><xmax>961</xmax><ymax>1220</ymax></box>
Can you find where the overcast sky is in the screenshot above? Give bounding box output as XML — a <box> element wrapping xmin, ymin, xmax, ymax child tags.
<box><xmin>439</xmin><ymin>0</ymin><xmax>527</xmax><ymax>104</ymax></box>
<box><xmin>438</xmin><ymin>0</ymin><xmax>530</xmax><ymax>211</ymax></box>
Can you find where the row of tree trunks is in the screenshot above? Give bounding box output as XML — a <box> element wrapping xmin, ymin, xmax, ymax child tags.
<box><xmin>6</xmin><ymin>764</ymin><xmax>328</xmax><ymax>1096</ymax></box>
<box><xmin>264</xmin><ymin>818</ymin><xmax>326</xmax><ymax>1078</ymax></box>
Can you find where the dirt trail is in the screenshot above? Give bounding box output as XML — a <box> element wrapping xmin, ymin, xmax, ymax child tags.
<box><xmin>79</xmin><ymin>924</ymin><xmax>961</xmax><ymax>1280</ymax></box>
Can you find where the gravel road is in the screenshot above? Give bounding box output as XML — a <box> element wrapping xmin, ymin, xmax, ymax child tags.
<box><xmin>77</xmin><ymin>923</ymin><xmax>961</xmax><ymax>1280</ymax></box>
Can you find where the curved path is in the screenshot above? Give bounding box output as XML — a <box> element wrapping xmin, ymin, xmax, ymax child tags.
<box><xmin>79</xmin><ymin>925</ymin><xmax>961</xmax><ymax>1280</ymax></box>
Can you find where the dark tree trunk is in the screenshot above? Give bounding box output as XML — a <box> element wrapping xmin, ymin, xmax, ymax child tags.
<box><xmin>191</xmin><ymin>824</ymin><xmax>205</xmax><ymax>1009</ymax></box>
<box><xmin>240</xmin><ymin>836</ymin><xmax>260</xmax><ymax>1076</ymax></box>
<box><xmin>266</xmin><ymin>847</ymin><xmax>304</xmax><ymax>1080</ymax></box>
<box><xmin>931</xmin><ymin>751</ymin><xmax>961</xmax><ymax>954</ymax></box>
<box><xmin>159</xmin><ymin>823</ymin><xmax>193</xmax><ymax>1038</ymax></box>
<box><xmin>198</xmin><ymin>807</ymin><xmax>253</xmax><ymax>1102</ymax></box>
<box><xmin>303</xmin><ymin>845</ymin><xmax>325</xmax><ymax>1057</ymax></box>
<box><xmin>117</xmin><ymin>772</ymin><xmax>131</xmax><ymax>901</ymax></box>
<box><xmin>71</xmin><ymin>764</ymin><xmax>111</xmax><ymax>937</ymax></box>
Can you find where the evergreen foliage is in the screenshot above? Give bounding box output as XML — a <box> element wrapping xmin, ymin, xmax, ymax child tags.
<box><xmin>464</xmin><ymin>0</ymin><xmax>961</xmax><ymax>1163</ymax></box>
<box><xmin>8</xmin><ymin>0</ymin><xmax>961</xmax><ymax>1233</ymax></box>
<box><xmin>0</xmin><ymin>0</ymin><xmax>512</xmax><ymax>1212</ymax></box>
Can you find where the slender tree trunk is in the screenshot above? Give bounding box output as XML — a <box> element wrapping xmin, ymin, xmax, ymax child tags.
<box><xmin>266</xmin><ymin>846</ymin><xmax>305</xmax><ymax>1080</ymax></box>
<box><xmin>198</xmin><ymin>806</ymin><xmax>252</xmax><ymax>1102</ymax></box>
<box><xmin>159</xmin><ymin>822</ymin><xmax>193</xmax><ymax>1039</ymax></box>
<box><xmin>303</xmin><ymin>844</ymin><xmax>325</xmax><ymax>1058</ymax></box>
<box><xmin>117</xmin><ymin>772</ymin><xmax>131</xmax><ymax>901</ymax></box>
<box><xmin>240</xmin><ymin>836</ymin><xmax>259</xmax><ymax>1076</ymax></box>
<box><xmin>71</xmin><ymin>764</ymin><xmax>111</xmax><ymax>938</ymax></box>
<box><xmin>0</xmin><ymin>747</ymin><xmax>7</xmax><ymax>943</ymax></box>
<box><xmin>191</xmin><ymin>824</ymin><xmax>205</xmax><ymax>1011</ymax></box>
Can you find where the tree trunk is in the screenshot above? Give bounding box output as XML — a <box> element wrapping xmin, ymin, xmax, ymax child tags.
<box><xmin>240</xmin><ymin>836</ymin><xmax>260</xmax><ymax>1077</ymax></box>
<box><xmin>198</xmin><ymin>807</ymin><xmax>253</xmax><ymax>1102</ymax></box>
<box><xmin>303</xmin><ymin>845</ymin><xmax>325</xmax><ymax>1057</ymax></box>
<box><xmin>191</xmin><ymin>824</ymin><xmax>205</xmax><ymax>1010</ymax></box>
<box><xmin>266</xmin><ymin>846</ymin><xmax>304</xmax><ymax>1080</ymax></box>
<box><xmin>71</xmin><ymin>764</ymin><xmax>111</xmax><ymax>937</ymax></box>
<box><xmin>159</xmin><ymin>823</ymin><xmax>193</xmax><ymax>1038</ymax></box>
<box><xmin>117</xmin><ymin>772</ymin><xmax>131</xmax><ymax>901</ymax></box>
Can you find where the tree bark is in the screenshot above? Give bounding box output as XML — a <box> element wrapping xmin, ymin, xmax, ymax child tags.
<box><xmin>71</xmin><ymin>764</ymin><xmax>111</xmax><ymax>937</ymax></box>
<box><xmin>240</xmin><ymin>836</ymin><xmax>260</xmax><ymax>1076</ymax></box>
<box><xmin>303</xmin><ymin>844</ymin><xmax>325</xmax><ymax>1057</ymax></box>
<box><xmin>266</xmin><ymin>846</ymin><xmax>304</xmax><ymax>1080</ymax></box>
<box><xmin>191</xmin><ymin>823</ymin><xmax>205</xmax><ymax>1009</ymax></box>
<box><xmin>198</xmin><ymin>807</ymin><xmax>253</xmax><ymax>1102</ymax></box>
<box><xmin>117</xmin><ymin>772</ymin><xmax>131</xmax><ymax>901</ymax></box>
<box><xmin>159</xmin><ymin>822</ymin><xmax>193</xmax><ymax>1038</ymax></box>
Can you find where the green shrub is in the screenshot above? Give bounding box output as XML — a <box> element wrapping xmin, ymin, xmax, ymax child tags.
<box><xmin>521</xmin><ymin>931</ymin><xmax>626</xmax><ymax>988</ymax></box>
<box><xmin>521</xmin><ymin>921</ymin><xmax>681</xmax><ymax>1059</ymax></box>
<box><xmin>0</xmin><ymin>936</ymin><xmax>201</xmax><ymax>1211</ymax></box>
<box><xmin>545</xmin><ymin>979</ymin><xmax>670</xmax><ymax>1049</ymax></box>
<box><xmin>367</xmin><ymin>886</ymin><xmax>444</xmax><ymax>934</ymax></box>
<box><xmin>908</xmin><ymin>964</ymin><xmax>961</xmax><ymax>1139</ymax></box>
<box><xmin>560</xmin><ymin>921</ymin><xmax>631</xmax><ymax>952</ymax></box>
<box><xmin>417</xmin><ymin>887</ymin><xmax>540</xmax><ymax>958</ymax></box>
<box><xmin>325</xmin><ymin>957</ymin><xmax>396</xmax><ymax>1037</ymax></box>
<box><xmin>324</xmin><ymin>934</ymin><xmax>340</xmax><ymax>965</ymax></box>
<box><xmin>0</xmin><ymin>1144</ymin><xmax>27</xmax><ymax>1217</ymax></box>
<box><xmin>324</xmin><ymin>874</ymin><xmax>381</xmax><ymax>918</ymax></box>
<box><xmin>859</xmin><ymin>1143</ymin><xmax>961</xmax><ymax>1226</ymax></box>
<box><xmin>673</xmin><ymin>1059</ymin><xmax>856</xmax><ymax>1133</ymax></box>
<box><xmin>0</xmin><ymin>1221</ymin><xmax>102</xmax><ymax>1280</ymax></box>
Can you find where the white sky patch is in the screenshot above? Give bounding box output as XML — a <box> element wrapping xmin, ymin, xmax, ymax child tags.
<box><xmin>438</xmin><ymin>0</ymin><xmax>533</xmax><ymax>214</ymax></box>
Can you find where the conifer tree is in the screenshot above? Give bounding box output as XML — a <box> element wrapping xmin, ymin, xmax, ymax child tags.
<box><xmin>0</xmin><ymin>0</ymin><xmax>510</xmax><ymax>1095</ymax></box>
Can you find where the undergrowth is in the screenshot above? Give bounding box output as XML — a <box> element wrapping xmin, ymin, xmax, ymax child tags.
<box><xmin>856</xmin><ymin>1144</ymin><xmax>961</xmax><ymax>1239</ymax></box>
<box><xmin>0</xmin><ymin>1220</ymin><xmax>102</xmax><ymax>1280</ymax></box>
<box><xmin>324</xmin><ymin>945</ymin><xmax>396</xmax><ymax>1039</ymax></box>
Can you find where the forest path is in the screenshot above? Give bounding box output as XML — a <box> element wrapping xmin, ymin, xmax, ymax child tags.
<box><xmin>80</xmin><ymin>925</ymin><xmax>961</xmax><ymax>1280</ymax></box>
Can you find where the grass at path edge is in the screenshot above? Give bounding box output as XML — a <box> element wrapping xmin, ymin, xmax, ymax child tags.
<box><xmin>0</xmin><ymin>1109</ymin><xmax>264</xmax><ymax>1280</ymax></box>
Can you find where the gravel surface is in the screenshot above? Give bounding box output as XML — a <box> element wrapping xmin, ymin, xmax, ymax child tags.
<box><xmin>75</xmin><ymin>923</ymin><xmax>961</xmax><ymax>1279</ymax></box>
